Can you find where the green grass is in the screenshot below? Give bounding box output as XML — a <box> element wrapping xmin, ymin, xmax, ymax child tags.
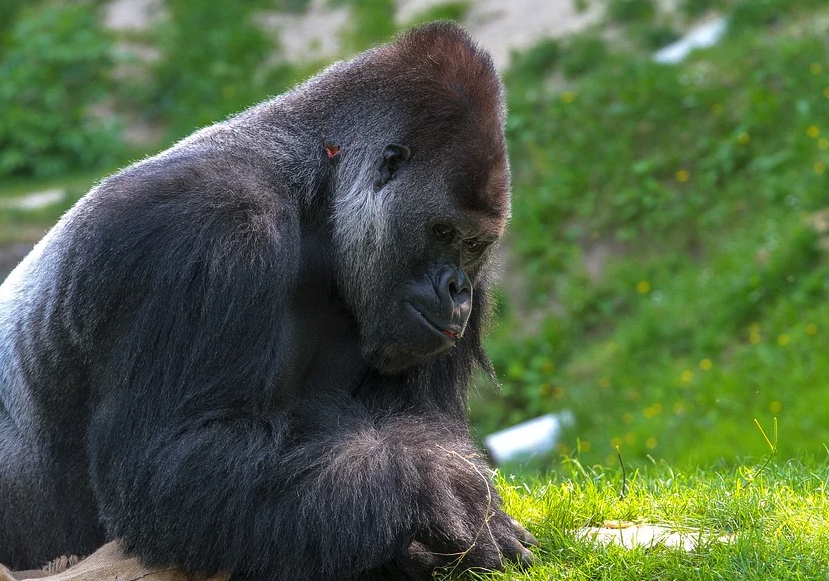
<box><xmin>462</xmin><ymin>459</ymin><xmax>829</xmax><ymax>580</ymax></box>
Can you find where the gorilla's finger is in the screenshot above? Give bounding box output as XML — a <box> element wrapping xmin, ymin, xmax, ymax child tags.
<box><xmin>513</xmin><ymin>541</ymin><xmax>536</xmax><ymax>568</ymax></box>
<box><xmin>512</xmin><ymin>518</ymin><xmax>539</xmax><ymax>546</ymax></box>
<box><xmin>403</xmin><ymin>540</ymin><xmax>452</xmax><ymax>573</ymax></box>
<box><xmin>495</xmin><ymin>534</ymin><xmax>535</xmax><ymax>569</ymax></box>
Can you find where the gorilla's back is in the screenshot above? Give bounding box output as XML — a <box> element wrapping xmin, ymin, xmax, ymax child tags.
<box><xmin>0</xmin><ymin>223</ymin><xmax>106</xmax><ymax>568</ymax></box>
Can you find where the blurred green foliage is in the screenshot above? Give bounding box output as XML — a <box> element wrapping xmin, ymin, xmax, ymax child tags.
<box><xmin>331</xmin><ymin>0</ymin><xmax>397</xmax><ymax>54</ymax></box>
<box><xmin>0</xmin><ymin>3</ymin><xmax>122</xmax><ymax>178</ymax></box>
<box><xmin>560</xmin><ymin>35</ymin><xmax>609</xmax><ymax>79</ymax></box>
<box><xmin>403</xmin><ymin>1</ymin><xmax>471</xmax><ymax>28</ymax></box>
<box><xmin>508</xmin><ymin>38</ymin><xmax>560</xmax><ymax>83</ymax></box>
<box><xmin>137</xmin><ymin>0</ymin><xmax>294</xmax><ymax>139</ymax></box>
<box><xmin>473</xmin><ymin>2</ymin><xmax>829</xmax><ymax>469</ymax></box>
<box><xmin>730</xmin><ymin>0</ymin><xmax>829</xmax><ymax>31</ymax></box>
<box><xmin>606</xmin><ymin>0</ymin><xmax>656</xmax><ymax>23</ymax></box>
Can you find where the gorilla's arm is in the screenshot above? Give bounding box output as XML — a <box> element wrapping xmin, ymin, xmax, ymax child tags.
<box><xmin>91</xmin><ymin>394</ymin><xmax>423</xmax><ymax>579</ymax></box>
<box><xmin>92</xmin><ymin>396</ymin><xmax>528</xmax><ymax>581</ymax></box>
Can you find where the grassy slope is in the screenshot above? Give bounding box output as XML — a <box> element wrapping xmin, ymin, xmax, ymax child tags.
<box><xmin>473</xmin><ymin>2</ymin><xmax>829</xmax><ymax>470</ymax></box>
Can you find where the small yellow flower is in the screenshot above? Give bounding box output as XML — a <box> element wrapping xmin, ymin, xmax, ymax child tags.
<box><xmin>605</xmin><ymin>454</ymin><xmax>617</xmax><ymax>465</ymax></box>
<box><xmin>552</xmin><ymin>386</ymin><xmax>566</xmax><ymax>400</ymax></box>
<box><xmin>542</xmin><ymin>360</ymin><xmax>555</xmax><ymax>374</ymax></box>
<box><xmin>819</xmin><ymin>138</ymin><xmax>829</xmax><ymax>150</ymax></box>
<box><xmin>645</xmin><ymin>437</ymin><xmax>658</xmax><ymax>450</ymax></box>
<box><xmin>622</xmin><ymin>413</ymin><xmax>634</xmax><ymax>425</ymax></box>
<box><xmin>777</xmin><ymin>334</ymin><xmax>790</xmax><ymax>346</ymax></box>
<box><xmin>643</xmin><ymin>403</ymin><xmax>663</xmax><ymax>419</ymax></box>
<box><xmin>824</xmin><ymin>87</ymin><xmax>829</xmax><ymax>99</ymax></box>
<box><xmin>610</xmin><ymin>437</ymin><xmax>622</xmax><ymax>448</ymax></box>
<box><xmin>676</xmin><ymin>169</ymin><xmax>690</xmax><ymax>182</ymax></box>
<box><xmin>637</xmin><ymin>281</ymin><xmax>651</xmax><ymax>294</ymax></box>
<box><xmin>807</xmin><ymin>125</ymin><xmax>820</xmax><ymax>138</ymax></box>
<box><xmin>810</xmin><ymin>63</ymin><xmax>823</xmax><ymax>75</ymax></box>
<box><xmin>599</xmin><ymin>376</ymin><xmax>611</xmax><ymax>389</ymax></box>
<box><xmin>806</xmin><ymin>323</ymin><xmax>818</xmax><ymax>335</ymax></box>
<box><xmin>539</xmin><ymin>383</ymin><xmax>551</xmax><ymax>396</ymax></box>
<box><xmin>737</xmin><ymin>133</ymin><xmax>750</xmax><ymax>145</ymax></box>
<box><xmin>561</xmin><ymin>91</ymin><xmax>577</xmax><ymax>104</ymax></box>
<box><xmin>624</xmin><ymin>432</ymin><xmax>636</xmax><ymax>444</ymax></box>
<box><xmin>680</xmin><ymin>370</ymin><xmax>694</xmax><ymax>383</ymax></box>
<box><xmin>712</xmin><ymin>103</ymin><xmax>723</xmax><ymax>115</ymax></box>
<box><xmin>769</xmin><ymin>401</ymin><xmax>782</xmax><ymax>413</ymax></box>
<box><xmin>815</xmin><ymin>162</ymin><xmax>826</xmax><ymax>175</ymax></box>
<box><xmin>749</xmin><ymin>332</ymin><xmax>761</xmax><ymax>344</ymax></box>
<box><xmin>699</xmin><ymin>358</ymin><xmax>713</xmax><ymax>371</ymax></box>
<box><xmin>579</xmin><ymin>440</ymin><xmax>592</xmax><ymax>453</ymax></box>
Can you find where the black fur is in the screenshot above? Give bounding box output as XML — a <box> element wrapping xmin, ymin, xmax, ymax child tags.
<box><xmin>0</xmin><ymin>23</ymin><xmax>531</xmax><ymax>579</ymax></box>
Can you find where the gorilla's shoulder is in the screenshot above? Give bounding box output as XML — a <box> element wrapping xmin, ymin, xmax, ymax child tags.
<box><xmin>86</xmin><ymin>140</ymin><xmax>296</xmax><ymax>238</ymax></box>
<box><xmin>59</xmin><ymin>142</ymin><xmax>301</xmax><ymax>290</ymax></box>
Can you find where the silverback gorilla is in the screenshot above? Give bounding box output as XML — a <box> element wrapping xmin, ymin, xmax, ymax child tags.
<box><xmin>0</xmin><ymin>22</ymin><xmax>534</xmax><ymax>580</ymax></box>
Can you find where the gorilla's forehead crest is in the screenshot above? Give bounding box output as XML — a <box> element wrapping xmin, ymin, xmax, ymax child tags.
<box><xmin>380</xmin><ymin>23</ymin><xmax>511</xmax><ymax>220</ymax></box>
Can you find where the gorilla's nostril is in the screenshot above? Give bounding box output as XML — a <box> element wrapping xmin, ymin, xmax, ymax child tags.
<box><xmin>438</xmin><ymin>265</ymin><xmax>471</xmax><ymax>306</ymax></box>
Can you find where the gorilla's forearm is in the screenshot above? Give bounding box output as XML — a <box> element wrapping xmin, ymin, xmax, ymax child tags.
<box><xmin>90</xmin><ymin>405</ymin><xmax>486</xmax><ymax>581</ymax></box>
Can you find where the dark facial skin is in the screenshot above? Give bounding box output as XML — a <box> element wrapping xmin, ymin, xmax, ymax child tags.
<box><xmin>371</xmin><ymin>142</ymin><xmax>487</xmax><ymax>356</ymax></box>
<box><xmin>0</xmin><ymin>22</ymin><xmax>534</xmax><ymax>580</ymax></box>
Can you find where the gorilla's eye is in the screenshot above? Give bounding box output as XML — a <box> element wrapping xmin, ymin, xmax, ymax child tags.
<box><xmin>433</xmin><ymin>224</ymin><xmax>453</xmax><ymax>240</ymax></box>
<box><xmin>464</xmin><ymin>239</ymin><xmax>485</xmax><ymax>254</ymax></box>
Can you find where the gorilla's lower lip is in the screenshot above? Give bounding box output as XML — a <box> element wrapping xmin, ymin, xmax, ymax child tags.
<box><xmin>406</xmin><ymin>303</ymin><xmax>458</xmax><ymax>342</ymax></box>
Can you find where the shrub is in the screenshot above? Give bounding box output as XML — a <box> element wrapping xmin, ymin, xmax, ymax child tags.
<box><xmin>605</xmin><ymin>0</ymin><xmax>656</xmax><ymax>23</ymax></box>
<box><xmin>140</xmin><ymin>0</ymin><xmax>288</xmax><ymax>139</ymax></box>
<box><xmin>0</xmin><ymin>4</ymin><xmax>122</xmax><ymax>178</ymax></box>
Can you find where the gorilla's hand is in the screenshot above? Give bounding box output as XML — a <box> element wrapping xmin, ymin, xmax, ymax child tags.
<box><xmin>411</xmin><ymin>447</ymin><xmax>537</xmax><ymax>576</ymax></box>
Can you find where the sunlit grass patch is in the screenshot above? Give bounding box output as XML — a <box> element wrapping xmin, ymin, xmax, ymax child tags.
<box><xmin>464</xmin><ymin>460</ymin><xmax>829</xmax><ymax>580</ymax></box>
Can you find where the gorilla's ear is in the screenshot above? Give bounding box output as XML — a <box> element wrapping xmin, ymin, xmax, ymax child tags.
<box><xmin>374</xmin><ymin>144</ymin><xmax>412</xmax><ymax>191</ymax></box>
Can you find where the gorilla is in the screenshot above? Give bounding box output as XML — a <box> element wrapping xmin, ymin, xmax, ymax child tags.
<box><xmin>0</xmin><ymin>22</ymin><xmax>534</xmax><ymax>580</ymax></box>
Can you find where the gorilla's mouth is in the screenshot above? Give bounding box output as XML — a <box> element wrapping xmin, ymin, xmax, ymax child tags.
<box><xmin>406</xmin><ymin>303</ymin><xmax>459</xmax><ymax>343</ymax></box>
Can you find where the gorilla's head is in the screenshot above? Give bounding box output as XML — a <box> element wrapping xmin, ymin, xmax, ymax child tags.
<box><xmin>327</xmin><ymin>24</ymin><xmax>510</xmax><ymax>374</ymax></box>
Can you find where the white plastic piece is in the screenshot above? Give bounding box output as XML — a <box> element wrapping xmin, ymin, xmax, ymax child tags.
<box><xmin>654</xmin><ymin>18</ymin><xmax>729</xmax><ymax>64</ymax></box>
<box><xmin>484</xmin><ymin>411</ymin><xmax>574</xmax><ymax>464</ymax></box>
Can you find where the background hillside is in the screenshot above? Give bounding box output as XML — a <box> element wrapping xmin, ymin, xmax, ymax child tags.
<box><xmin>1</xmin><ymin>0</ymin><xmax>827</xmax><ymax>474</ymax></box>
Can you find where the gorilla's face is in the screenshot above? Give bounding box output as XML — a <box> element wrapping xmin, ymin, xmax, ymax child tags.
<box><xmin>333</xmin><ymin>135</ymin><xmax>510</xmax><ymax>374</ymax></box>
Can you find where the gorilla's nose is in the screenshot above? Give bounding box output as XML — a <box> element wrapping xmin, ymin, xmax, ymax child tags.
<box><xmin>436</xmin><ymin>265</ymin><xmax>472</xmax><ymax>322</ymax></box>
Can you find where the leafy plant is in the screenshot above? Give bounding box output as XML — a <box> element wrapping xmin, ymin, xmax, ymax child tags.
<box><xmin>605</xmin><ymin>0</ymin><xmax>656</xmax><ymax>23</ymax></box>
<box><xmin>560</xmin><ymin>35</ymin><xmax>608</xmax><ymax>79</ymax></box>
<box><xmin>331</xmin><ymin>0</ymin><xmax>397</xmax><ymax>54</ymax></box>
<box><xmin>0</xmin><ymin>4</ymin><xmax>122</xmax><ymax>178</ymax></box>
<box><xmin>474</xmin><ymin>4</ymin><xmax>829</xmax><ymax>470</ymax></box>
<box><xmin>404</xmin><ymin>1</ymin><xmax>471</xmax><ymax>28</ymax></box>
<box><xmin>139</xmin><ymin>0</ymin><xmax>290</xmax><ymax>139</ymax></box>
